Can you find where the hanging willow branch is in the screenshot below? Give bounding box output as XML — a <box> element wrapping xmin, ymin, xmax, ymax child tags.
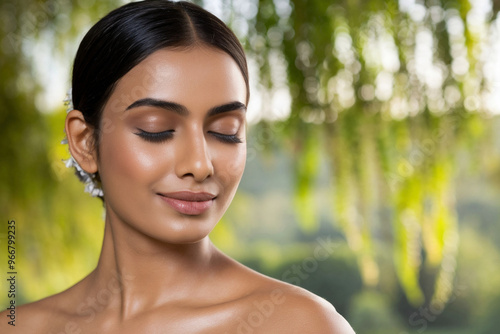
<box><xmin>241</xmin><ymin>0</ymin><xmax>495</xmax><ymax>306</ymax></box>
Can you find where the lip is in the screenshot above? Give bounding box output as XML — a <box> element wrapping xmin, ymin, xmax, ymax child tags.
<box><xmin>157</xmin><ymin>191</ymin><xmax>216</xmax><ymax>215</ymax></box>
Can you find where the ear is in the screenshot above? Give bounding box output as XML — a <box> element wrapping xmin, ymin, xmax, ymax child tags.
<box><xmin>65</xmin><ymin>110</ymin><xmax>98</xmax><ymax>174</ymax></box>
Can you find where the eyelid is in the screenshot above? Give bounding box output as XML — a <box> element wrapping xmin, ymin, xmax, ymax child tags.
<box><xmin>134</xmin><ymin>128</ymin><xmax>243</xmax><ymax>144</ymax></box>
<box><xmin>208</xmin><ymin>131</ymin><xmax>243</xmax><ymax>144</ymax></box>
<box><xmin>134</xmin><ymin>128</ymin><xmax>174</xmax><ymax>143</ymax></box>
<box><xmin>208</xmin><ymin>115</ymin><xmax>242</xmax><ymax>133</ymax></box>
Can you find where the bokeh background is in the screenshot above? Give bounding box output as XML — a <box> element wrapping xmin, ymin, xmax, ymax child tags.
<box><xmin>1</xmin><ymin>0</ymin><xmax>500</xmax><ymax>333</ymax></box>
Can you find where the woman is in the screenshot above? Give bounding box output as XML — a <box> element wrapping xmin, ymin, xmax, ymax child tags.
<box><xmin>1</xmin><ymin>1</ymin><xmax>354</xmax><ymax>333</ymax></box>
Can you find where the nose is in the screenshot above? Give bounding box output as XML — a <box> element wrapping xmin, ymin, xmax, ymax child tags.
<box><xmin>175</xmin><ymin>129</ymin><xmax>214</xmax><ymax>182</ymax></box>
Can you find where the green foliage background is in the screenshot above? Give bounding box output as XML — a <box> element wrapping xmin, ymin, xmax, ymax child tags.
<box><xmin>1</xmin><ymin>0</ymin><xmax>500</xmax><ymax>333</ymax></box>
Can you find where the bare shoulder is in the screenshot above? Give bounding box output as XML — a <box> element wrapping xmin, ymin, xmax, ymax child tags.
<box><xmin>0</xmin><ymin>295</ymin><xmax>57</xmax><ymax>333</ymax></box>
<box><xmin>259</xmin><ymin>282</ymin><xmax>355</xmax><ymax>334</ymax></box>
<box><xmin>0</xmin><ymin>286</ymin><xmax>82</xmax><ymax>334</ymax></box>
<box><xmin>226</xmin><ymin>256</ymin><xmax>355</xmax><ymax>334</ymax></box>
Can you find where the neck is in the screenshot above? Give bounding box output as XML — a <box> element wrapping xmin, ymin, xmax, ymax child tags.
<box><xmin>87</xmin><ymin>209</ymin><xmax>217</xmax><ymax>320</ymax></box>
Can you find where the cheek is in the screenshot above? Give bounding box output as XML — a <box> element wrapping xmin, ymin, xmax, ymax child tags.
<box><xmin>214</xmin><ymin>144</ymin><xmax>246</xmax><ymax>190</ymax></box>
<box><xmin>98</xmin><ymin>131</ymin><xmax>169</xmax><ymax>188</ymax></box>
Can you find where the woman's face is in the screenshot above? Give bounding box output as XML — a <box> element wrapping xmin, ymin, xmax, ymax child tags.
<box><xmin>96</xmin><ymin>46</ymin><xmax>247</xmax><ymax>244</ymax></box>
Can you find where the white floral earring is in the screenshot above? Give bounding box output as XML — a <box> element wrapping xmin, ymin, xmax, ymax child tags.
<box><xmin>61</xmin><ymin>88</ymin><xmax>104</xmax><ymax>198</ymax></box>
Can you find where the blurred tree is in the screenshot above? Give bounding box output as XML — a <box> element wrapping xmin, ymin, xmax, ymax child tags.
<box><xmin>348</xmin><ymin>290</ymin><xmax>405</xmax><ymax>334</ymax></box>
<box><xmin>0</xmin><ymin>0</ymin><xmax>122</xmax><ymax>305</ymax></box>
<box><xmin>239</xmin><ymin>0</ymin><xmax>498</xmax><ymax>307</ymax></box>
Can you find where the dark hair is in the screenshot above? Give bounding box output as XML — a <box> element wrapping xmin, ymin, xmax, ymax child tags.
<box><xmin>72</xmin><ymin>0</ymin><xmax>249</xmax><ymax>148</ymax></box>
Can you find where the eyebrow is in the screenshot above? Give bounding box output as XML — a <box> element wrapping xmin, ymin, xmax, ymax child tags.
<box><xmin>208</xmin><ymin>101</ymin><xmax>246</xmax><ymax>116</ymax></box>
<box><xmin>125</xmin><ymin>98</ymin><xmax>246</xmax><ymax>116</ymax></box>
<box><xmin>126</xmin><ymin>98</ymin><xmax>188</xmax><ymax>115</ymax></box>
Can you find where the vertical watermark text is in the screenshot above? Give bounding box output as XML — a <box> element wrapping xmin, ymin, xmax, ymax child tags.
<box><xmin>5</xmin><ymin>219</ymin><xmax>17</xmax><ymax>326</ymax></box>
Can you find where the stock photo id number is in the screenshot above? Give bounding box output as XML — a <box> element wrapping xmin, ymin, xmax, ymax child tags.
<box><xmin>6</xmin><ymin>219</ymin><xmax>17</xmax><ymax>327</ymax></box>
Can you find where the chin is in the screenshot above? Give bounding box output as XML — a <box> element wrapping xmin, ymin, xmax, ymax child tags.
<box><xmin>149</xmin><ymin>224</ymin><xmax>215</xmax><ymax>245</ymax></box>
<box><xmin>135</xmin><ymin>212</ymin><xmax>219</xmax><ymax>245</ymax></box>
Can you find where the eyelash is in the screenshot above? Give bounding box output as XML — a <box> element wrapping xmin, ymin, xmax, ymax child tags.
<box><xmin>135</xmin><ymin>129</ymin><xmax>174</xmax><ymax>143</ymax></box>
<box><xmin>135</xmin><ymin>129</ymin><xmax>243</xmax><ymax>144</ymax></box>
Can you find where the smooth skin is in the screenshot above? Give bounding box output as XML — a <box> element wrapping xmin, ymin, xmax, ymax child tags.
<box><xmin>1</xmin><ymin>46</ymin><xmax>355</xmax><ymax>333</ymax></box>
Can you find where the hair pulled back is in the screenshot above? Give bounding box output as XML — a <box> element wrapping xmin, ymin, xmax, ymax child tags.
<box><xmin>72</xmin><ymin>0</ymin><xmax>249</xmax><ymax>146</ymax></box>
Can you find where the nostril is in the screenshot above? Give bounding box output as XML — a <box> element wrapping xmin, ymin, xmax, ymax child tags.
<box><xmin>175</xmin><ymin>139</ymin><xmax>214</xmax><ymax>181</ymax></box>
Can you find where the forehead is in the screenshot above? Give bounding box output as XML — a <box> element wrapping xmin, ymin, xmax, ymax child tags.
<box><xmin>107</xmin><ymin>46</ymin><xmax>247</xmax><ymax>112</ymax></box>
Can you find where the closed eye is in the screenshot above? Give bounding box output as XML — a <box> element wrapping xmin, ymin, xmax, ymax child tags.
<box><xmin>208</xmin><ymin>131</ymin><xmax>243</xmax><ymax>144</ymax></box>
<box><xmin>134</xmin><ymin>129</ymin><xmax>174</xmax><ymax>143</ymax></box>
